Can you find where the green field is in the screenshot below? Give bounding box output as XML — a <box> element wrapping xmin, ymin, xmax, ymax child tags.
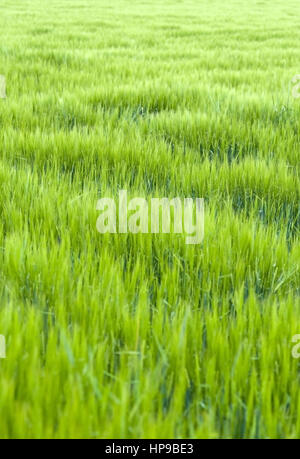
<box><xmin>0</xmin><ymin>0</ymin><xmax>299</xmax><ymax>439</ymax></box>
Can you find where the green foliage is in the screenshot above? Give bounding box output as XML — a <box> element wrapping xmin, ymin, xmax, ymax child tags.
<box><xmin>0</xmin><ymin>0</ymin><xmax>299</xmax><ymax>439</ymax></box>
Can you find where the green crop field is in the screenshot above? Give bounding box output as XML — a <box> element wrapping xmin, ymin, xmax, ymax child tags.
<box><xmin>0</xmin><ymin>0</ymin><xmax>299</xmax><ymax>439</ymax></box>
